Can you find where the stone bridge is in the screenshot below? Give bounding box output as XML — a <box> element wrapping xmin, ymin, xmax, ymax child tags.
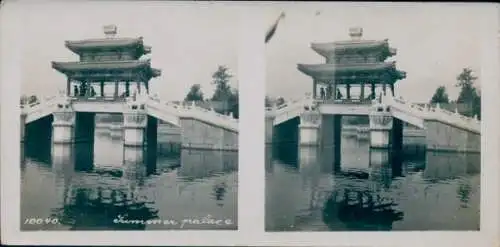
<box><xmin>265</xmin><ymin>93</ymin><xmax>480</xmax><ymax>153</ymax></box>
<box><xmin>21</xmin><ymin>93</ymin><xmax>238</xmax><ymax>151</ymax></box>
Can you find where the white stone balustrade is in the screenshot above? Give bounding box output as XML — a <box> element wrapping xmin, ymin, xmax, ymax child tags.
<box><xmin>145</xmin><ymin>95</ymin><xmax>238</xmax><ymax>132</ymax></box>
<box><xmin>266</xmin><ymin>94</ymin><xmax>315</xmax><ymax>125</ymax></box>
<box><xmin>123</xmin><ymin>113</ymin><xmax>147</xmax><ymax>128</ymax></box>
<box><xmin>386</xmin><ymin>95</ymin><xmax>480</xmax><ymax>134</ymax></box>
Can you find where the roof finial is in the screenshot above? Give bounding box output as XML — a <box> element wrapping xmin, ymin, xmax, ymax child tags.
<box><xmin>103</xmin><ymin>24</ymin><xmax>117</xmax><ymax>38</ymax></box>
<box><xmin>349</xmin><ymin>27</ymin><xmax>363</xmax><ymax>41</ymax></box>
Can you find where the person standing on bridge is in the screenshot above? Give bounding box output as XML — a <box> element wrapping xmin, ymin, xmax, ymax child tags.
<box><xmin>320</xmin><ymin>87</ymin><xmax>326</xmax><ymax>100</ymax></box>
<box><xmin>326</xmin><ymin>84</ymin><xmax>333</xmax><ymax>100</ymax></box>
<box><xmin>73</xmin><ymin>85</ymin><xmax>79</xmax><ymax>97</ymax></box>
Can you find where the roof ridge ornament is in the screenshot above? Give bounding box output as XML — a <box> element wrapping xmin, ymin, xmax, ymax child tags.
<box><xmin>349</xmin><ymin>27</ymin><xmax>363</xmax><ymax>41</ymax></box>
<box><xmin>103</xmin><ymin>24</ymin><xmax>117</xmax><ymax>39</ymax></box>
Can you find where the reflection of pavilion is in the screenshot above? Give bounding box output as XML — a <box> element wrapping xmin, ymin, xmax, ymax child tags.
<box><xmin>272</xmin><ymin>145</ymin><xmax>404</xmax><ymax>230</ymax></box>
<box><xmin>48</xmin><ymin>143</ymin><xmax>159</xmax><ymax>230</ymax></box>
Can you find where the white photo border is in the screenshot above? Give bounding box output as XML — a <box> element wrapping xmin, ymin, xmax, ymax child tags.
<box><xmin>1</xmin><ymin>1</ymin><xmax>499</xmax><ymax>246</ymax></box>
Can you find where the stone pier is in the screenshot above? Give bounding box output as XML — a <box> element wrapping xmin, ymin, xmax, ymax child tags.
<box><xmin>123</xmin><ymin>100</ymin><xmax>148</xmax><ymax>147</ymax></box>
<box><xmin>369</xmin><ymin>104</ymin><xmax>393</xmax><ymax>149</ymax></box>
<box><xmin>20</xmin><ymin>113</ymin><xmax>26</xmax><ymax>142</ymax></box>
<box><xmin>52</xmin><ymin>100</ymin><xmax>76</xmax><ymax>144</ymax></box>
<box><xmin>299</xmin><ymin>108</ymin><xmax>320</xmax><ymax>146</ymax></box>
<box><xmin>265</xmin><ymin>114</ymin><xmax>275</xmax><ymax>144</ymax></box>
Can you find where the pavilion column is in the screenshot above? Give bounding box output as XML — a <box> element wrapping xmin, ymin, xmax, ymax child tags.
<box><xmin>371</xmin><ymin>83</ymin><xmax>375</xmax><ymax>99</ymax></box>
<box><xmin>390</xmin><ymin>83</ymin><xmax>395</xmax><ymax>97</ymax></box>
<box><xmin>137</xmin><ymin>81</ymin><xmax>141</xmax><ymax>95</ymax></box>
<box><xmin>312</xmin><ymin>79</ymin><xmax>317</xmax><ymax>99</ymax></box>
<box><xmin>100</xmin><ymin>81</ymin><xmax>104</xmax><ymax>97</ymax></box>
<box><xmin>346</xmin><ymin>83</ymin><xmax>351</xmax><ymax>99</ymax></box>
<box><xmin>383</xmin><ymin>82</ymin><xmax>387</xmax><ymax>96</ymax></box>
<box><xmin>66</xmin><ymin>78</ymin><xmax>71</xmax><ymax>96</ymax></box>
<box><xmin>333</xmin><ymin>81</ymin><xmax>338</xmax><ymax>100</ymax></box>
<box><xmin>125</xmin><ymin>81</ymin><xmax>130</xmax><ymax>97</ymax></box>
<box><xmin>360</xmin><ymin>82</ymin><xmax>365</xmax><ymax>100</ymax></box>
<box><xmin>114</xmin><ymin>81</ymin><xmax>119</xmax><ymax>99</ymax></box>
<box><xmin>145</xmin><ymin>81</ymin><xmax>149</xmax><ymax>95</ymax></box>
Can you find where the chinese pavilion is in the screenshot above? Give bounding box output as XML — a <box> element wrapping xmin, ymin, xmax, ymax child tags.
<box><xmin>52</xmin><ymin>25</ymin><xmax>161</xmax><ymax>99</ymax></box>
<box><xmin>297</xmin><ymin>27</ymin><xmax>406</xmax><ymax>101</ymax></box>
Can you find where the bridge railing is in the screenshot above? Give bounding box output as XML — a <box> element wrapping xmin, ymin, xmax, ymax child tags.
<box><xmin>388</xmin><ymin>96</ymin><xmax>480</xmax><ymax>133</ymax></box>
<box><xmin>21</xmin><ymin>95</ymin><xmax>58</xmax><ymax>114</ymax></box>
<box><xmin>146</xmin><ymin>95</ymin><xmax>238</xmax><ymax>131</ymax></box>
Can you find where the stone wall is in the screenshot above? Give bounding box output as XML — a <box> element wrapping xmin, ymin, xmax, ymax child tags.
<box><xmin>179</xmin><ymin>118</ymin><xmax>238</xmax><ymax>151</ymax></box>
<box><xmin>424</xmin><ymin>120</ymin><xmax>480</xmax><ymax>153</ymax></box>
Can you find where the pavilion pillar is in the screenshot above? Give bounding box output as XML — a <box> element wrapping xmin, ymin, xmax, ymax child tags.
<box><xmin>145</xmin><ymin>81</ymin><xmax>149</xmax><ymax>95</ymax></box>
<box><xmin>360</xmin><ymin>82</ymin><xmax>365</xmax><ymax>100</ymax></box>
<box><xmin>66</xmin><ymin>78</ymin><xmax>71</xmax><ymax>96</ymax></box>
<box><xmin>383</xmin><ymin>82</ymin><xmax>387</xmax><ymax>96</ymax></box>
<box><xmin>114</xmin><ymin>81</ymin><xmax>119</xmax><ymax>99</ymax></box>
<box><xmin>390</xmin><ymin>83</ymin><xmax>395</xmax><ymax>97</ymax></box>
<box><xmin>312</xmin><ymin>79</ymin><xmax>317</xmax><ymax>99</ymax></box>
<box><xmin>137</xmin><ymin>81</ymin><xmax>141</xmax><ymax>95</ymax></box>
<box><xmin>371</xmin><ymin>83</ymin><xmax>375</xmax><ymax>99</ymax></box>
<box><xmin>346</xmin><ymin>84</ymin><xmax>351</xmax><ymax>99</ymax></box>
<box><xmin>100</xmin><ymin>81</ymin><xmax>104</xmax><ymax>97</ymax></box>
<box><xmin>333</xmin><ymin>81</ymin><xmax>338</xmax><ymax>100</ymax></box>
<box><xmin>125</xmin><ymin>81</ymin><xmax>130</xmax><ymax>97</ymax></box>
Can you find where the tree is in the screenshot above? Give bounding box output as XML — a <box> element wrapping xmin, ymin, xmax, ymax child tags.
<box><xmin>228</xmin><ymin>88</ymin><xmax>239</xmax><ymax>119</ymax></box>
<box><xmin>211</xmin><ymin>65</ymin><xmax>233</xmax><ymax>102</ymax></box>
<box><xmin>456</xmin><ymin>68</ymin><xmax>478</xmax><ymax>104</ymax></box>
<box><xmin>184</xmin><ymin>84</ymin><xmax>204</xmax><ymax>102</ymax></box>
<box><xmin>430</xmin><ymin>86</ymin><xmax>449</xmax><ymax>104</ymax></box>
<box><xmin>455</xmin><ymin>68</ymin><xmax>480</xmax><ymax>118</ymax></box>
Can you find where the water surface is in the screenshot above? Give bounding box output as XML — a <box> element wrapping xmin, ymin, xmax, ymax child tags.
<box><xmin>265</xmin><ymin>136</ymin><xmax>480</xmax><ymax>231</ymax></box>
<box><xmin>21</xmin><ymin>128</ymin><xmax>238</xmax><ymax>230</ymax></box>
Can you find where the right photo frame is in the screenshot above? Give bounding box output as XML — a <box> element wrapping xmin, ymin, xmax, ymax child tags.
<box><xmin>264</xmin><ymin>4</ymin><xmax>482</xmax><ymax>232</ymax></box>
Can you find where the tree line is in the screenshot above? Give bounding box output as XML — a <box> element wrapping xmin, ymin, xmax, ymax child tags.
<box><xmin>430</xmin><ymin>67</ymin><xmax>481</xmax><ymax>119</ymax></box>
<box><xmin>184</xmin><ymin>65</ymin><xmax>239</xmax><ymax>119</ymax></box>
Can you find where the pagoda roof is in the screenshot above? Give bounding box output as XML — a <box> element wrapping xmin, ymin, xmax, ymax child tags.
<box><xmin>64</xmin><ymin>37</ymin><xmax>151</xmax><ymax>55</ymax></box>
<box><xmin>297</xmin><ymin>62</ymin><xmax>406</xmax><ymax>80</ymax></box>
<box><xmin>311</xmin><ymin>39</ymin><xmax>397</xmax><ymax>57</ymax></box>
<box><xmin>52</xmin><ymin>59</ymin><xmax>161</xmax><ymax>77</ymax></box>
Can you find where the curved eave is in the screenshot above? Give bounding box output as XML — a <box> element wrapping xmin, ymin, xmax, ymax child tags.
<box><xmin>395</xmin><ymin>70</ymin><xmax>406</xmax><ymax>80</ymax></box>
<box><xmin>298</xmin><ymin>62</ymin><xmax>397</xmax><ymax>77</ymax></box>
<box><xmin>311</xmin><ymin>39</ymin><xmax>390</xmax><ymax>57</ymax></box>
<box><xmin>65</xmin><ymin>37</ymin><xmax>151</xmax><ymax>57</ymax></box>
<box><xmin>143</xmin><ymin>45</ymin><xmax>152</xmax><ymax>55</ymax></box>
<box><xmin>51</xmin><ymin>59</ymin><xmax>153</xmax><ymax>73</ymax></box>
<box><xmin>150</xmin><ymin>68</ymin><xmax>161</xmax><ymax>78</ymax></box>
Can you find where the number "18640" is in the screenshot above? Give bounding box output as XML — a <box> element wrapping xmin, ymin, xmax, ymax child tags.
<box><xmin>24</xmin><ymin>218</ymin><xmax>59</xmax><ymax>225</ymax></box>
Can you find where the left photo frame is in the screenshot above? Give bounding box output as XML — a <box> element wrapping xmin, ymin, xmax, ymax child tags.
<box><xmin>12</xmin><ymin>1</ymin><xmax>239</xmax><ymax>231</ymax></box>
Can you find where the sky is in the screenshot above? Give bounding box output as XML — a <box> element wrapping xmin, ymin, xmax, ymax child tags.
<box><xmin>264</xmin><ymin>3</ymin><xmax>488</xmax><ymax>103</ymax></box>
<box><xmin>17</xmin><ymin>1</ymin><xmax>239</xmax><ymax>101</ymax></box>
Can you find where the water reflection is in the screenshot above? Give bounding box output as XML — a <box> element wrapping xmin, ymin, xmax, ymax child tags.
<box><xmin>21</xmin><ymin>134</ymin><xmax>238</xmax><ymax>230</ymax></box>
<box><xmin>266</xmin><ymin>137</ymin><xmax>480</xmax><ymax>231</ymax></box>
